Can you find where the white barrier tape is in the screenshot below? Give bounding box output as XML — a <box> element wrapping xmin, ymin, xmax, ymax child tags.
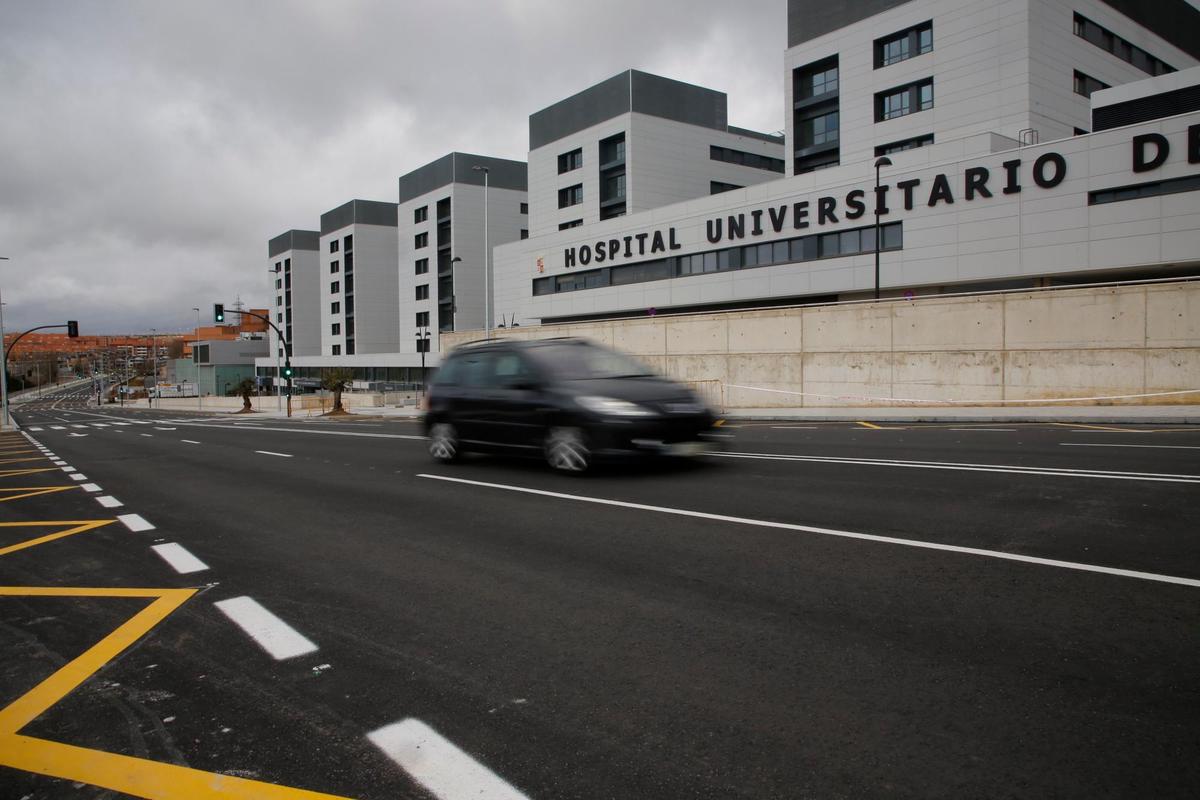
<box><xmin>724</xmin><ymin>384</ymin><xmax>1200</xmax><ymax>406</ymax></box>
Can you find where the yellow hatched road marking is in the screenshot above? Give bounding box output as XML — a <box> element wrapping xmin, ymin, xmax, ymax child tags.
<box><xmin>0</xmin><ymin>586</ymin><xmax>353</xmax><ymax>799</ymax></box>
<box><xmin>1051</xmin><ymin>422</ymin><xmax>1141</xmax><ymax>433</ymax></box>
<box><xmin>0</xmin><ymin>456</ymin><xmax>51</xmax><ymax>465</ymax></box>
<box><xmin>0</xmin><ymin>468</ymin><xmax>60</xmax><ymax>478</ymax></box>
<box><xmin>0</xmin><ymin>521</ymin><xmax>113</xmax><ymax>556</ymax></box>
<box><xmin>0</xmin><ymin>487</ymin><xmax>78</xmax><ymax>504</ymax></box>
<box><xmin>856</xmin><ymin>421</ymin><xmax>907</xmax><ymax>430</ymax></box>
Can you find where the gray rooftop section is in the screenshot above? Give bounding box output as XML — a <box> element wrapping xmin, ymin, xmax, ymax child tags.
<box><xmin>268</xmin><ymin>229</ymin><xmax>320</xmax><ymax>258</ymax></box>
<box><xmin>787</xmin><ymin>0</ymin><xmax>913</xmax><ymax>48</ymax></box>
<box><xmin>396</xmin><ymin>152</ymin><xmax>528</xmax><ymax>206</ymax></box>
<box><xmin>530</xmin><ymin>69</ymin><xmax>738</xmax><ymax>150</ymax></box>
<box><xmin>319</xmin><ymin>199</ymin><xmax>398</xmax><ymax>235</ymax></box>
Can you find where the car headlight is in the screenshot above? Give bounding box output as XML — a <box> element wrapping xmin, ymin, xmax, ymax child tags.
<box><xmin>576</xmin><ymin>396</ymin><xmax>654</xmax><ymax>417</ymax></box>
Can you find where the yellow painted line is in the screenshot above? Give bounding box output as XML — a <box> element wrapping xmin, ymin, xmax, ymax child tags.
<box><xmin>0</xmin><ymin>468</ymin><xmax>60</xmax><ymax>478</ymax></box>
<box><xmin>0</xmin><ymin>487</ymin><xmax>78</xmax><ymax>504</ymax></box>
<box><xmin>0</xmin><ymin>586</ymin><xmax>353</xmax><ymax>799</ymax></box>
<box><xmin>1051</xmin><ymin>422</ymin><xmax>1141</xmax><ymax>433</ymax></box>
<box><xmin>0</xmin><ymin>520</ymin><xmax>113</xmax><ymax>556</ymax></box>
<box><xmin>713</xmin><ymin>419</ymin><xmax>725</xmax><ymax>427</ymax></box>
<box><xmin>0</xmin><ymin>456</ymin><xmax>51</xmax><ymax>465</ymax></box>
<box><xmin>856</xmin><ymin>421</ymin><xmax>883</xmax><ymax>429</ymax></box>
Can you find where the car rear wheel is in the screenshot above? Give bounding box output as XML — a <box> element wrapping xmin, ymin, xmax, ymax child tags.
<box><xmin>545</xmin><ymin>426</ymin><xmax>591</xmax><ymax>473</ymax></box>
<box><xmin>428</xmin><ymin>422</ymin><xmax>460</xmax><ymax>463</ymax></box>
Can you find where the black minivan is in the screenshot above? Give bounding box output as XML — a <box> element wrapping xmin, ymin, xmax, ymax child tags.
<box><xmin>422</xmin><ymin>338</ymin><xmax>719</xmax><ymax>472</ymax></box>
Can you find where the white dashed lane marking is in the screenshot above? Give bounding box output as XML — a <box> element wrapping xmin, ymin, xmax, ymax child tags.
<box><xmin>69</xmin><ymin>473</ymin><xmax>87</xmax><ymax>481</ymax></box>
<box><xmin>255</xmin><ymin>451</ymin><xmax>293</xmax><ymax>458</ymax></box>
<box><xmin>151</xmin><ymin>543</ymin><xmax>209</xmax><ymax>574</ymax></box>
<box><xmin>181</xmin><ymin>440</ymin><xmax>201</xmax><ymax>445</ymax></box>
<box><xmin>117</xmin><ymin>513</ymin><xmax>155</xmax><ymax>532</ymax></box>
<box><xmin>213</xmin><ymin>596</ymin><xmax>318</xmax><ymax>660</ymax></box>
<box><xmin>80</xmin><ymin>483</ymin><xmax>102</xmax><ymax>493</ymax></box>
<box><xmin>95</xmin><ymin>495</ymin><xmax>124</xmax><ymax>508</ymax></box>
<box><xmin>368</xmin><ymin>719</ymin><xmax>530</xmax><ymax>800</ymax></box>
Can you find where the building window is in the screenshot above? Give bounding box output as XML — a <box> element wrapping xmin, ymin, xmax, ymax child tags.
<box><xmin>558</xmin><ymin>148</ymin><xmax>583</xmax><ymax>173</ymax></box>
<box><xmin>343</xmin><ymin>234</ymin><xmax>352</xmax><ymax>252</ymax></box>
<box><xmin>709</xmin><ymin>146</ymin><xmax>785</xmax><ymax>173</ymax></box>
<box><xmin>520</xmin><ymin>229</ymin><xmax>528</xmax><ymax>239</ymax></box>
<box><xmin>331</xmin><ymin>323</ymin><xmax>341</xmax><ymax>335</ymax></box>
<box><xmin>520</xmin><ymin>202</ymin><xmax>528</xmax><ymax>214</ymax></box>
<box><xmin>796</xmin><ymin>58</ymin><xmax>837</xmax><ymax>100</ymax></box>
<box><xmin>331</xmin><ymin>281</ymin><xmax>340</xmax><ymax>294</ymax></box>
<box><xmin>346</xmin><ymin>296</ymin><xmax>354</xmax><ymax>314</ymax></box>
<box><xmin>876</xmin><ymin>78</ymin><xmax>933</xmax><ymax>121</ymax></box>
<box><xmin>274</xmin><ymin>261</ymin><xmax>282</xmax><ymax>272</ymax></box>
<box><xmin>330</xmin><ymin>239</ymin><xmax>339</xmax><ymax>253</ymax></box>
<box><xmin>346</xmin><ymin>340</ymin><xmax>355</xmax><ymax>355</ymax></box>
<box><xmin>604</xmin><ymin>173</ymin><xmax>626</xmax><ymax>201</ymax></box>
<box><xmin>1089</xmin><ymin>174</ymin><xmax>1200</xmax><ymax>205</ymax></box>
<box><xmin>276</xmin><ymin>295</ymin><xmax>283</xmax><ymax>306</ymax></box>
<box><xmin>559</xmin><ymin>219</ymin><xmax>583</xmax><ymax>230</ymax></box>
<box><xmin>711</xmin><ymin>181</ymin><xmax>742</xmax><ymax>195</ymax></box>
<box><xmin>1073</xmin><ymin>70</ymin><xmax>1110</xmax><ymax>98</ymax></box>
<box><xmin>416</xmin><ymin>311</ymin><xmax>429</xmax><ymax>327</ymax></box>
<box><xmin>558</xmin><ymin>184</ymin><xmax>583</xmax><ymax>208</ymax></box>
<box><xmin>875</xmin><ymin>21</ymin><xmax>933</xmax><ymax>68</ymax></box>
<box><xmin>416</xmin><ymin>284</ymin><xmax>429</xmax><ymax>300</ymax></box>
<box><xmin>276</xmin><ymin>312</ymin><xmax>283</xmax><ymax>323</ymax></box>
<box><xmin>415</xmin><ymin>258</ymin><xmax>429</xmax><ymax>275</ymax></box>
<box><xmin>330</xmin><ymin>260</ymin><xmax>340</xmax><ymax>273</ymax></box>
<box><xmin>284</xmin><ymin>258</ymin><xmax>290</xmax><ymax>271</ymax></box>
<box><xmin>599</xmin><ymin>132</ymin><xmax>626</xmax><ymax>165</ymax></box>
<box><xmin>875</xmin><ymin>133</ymin><xmax>935</xmax><ymax>156</ymax></box>
<box><xmin>275</xmin><ymin>278</ymin><xmax>282</xmax><ymax>290</ymax></box>
<box><xmin>414</xmin><ymin>206</ymin><xmax>428</xmax><ymax>223</ymax></box>
<box><xmin>1073</xmin><ymin>13</ymin><xmax>1174</xmax><ymax>76</ymax></box>
<box><xmin>797</xmin><ymin>110</ymin><xmax>838</xmax><ymax>147</ymax></box>
<box><xmin>331</xmin><ymin>302</ymin><xmax>340</xmax><ymax>314</ymax></box>
<box><xmin>415</xmin><ymin>232</ymin><xmax>428</xmax><ymax>249</ymax></box>
<box><xmin>332</xmin><ymin>345</ymin><xmax>341</xmax><ymax>355</ymax></box>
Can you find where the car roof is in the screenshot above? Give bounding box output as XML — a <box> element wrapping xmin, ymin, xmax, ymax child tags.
<box><xmin>449</xmin><ymin>336</ymin><xmax>590</xmax><ymax>354</ymax></box>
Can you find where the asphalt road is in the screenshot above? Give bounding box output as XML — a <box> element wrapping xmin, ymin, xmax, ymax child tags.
<box><xmin>3</xmin><ymin>388</ymin><xmax>1199</xmax><ymax>798</ymax></box>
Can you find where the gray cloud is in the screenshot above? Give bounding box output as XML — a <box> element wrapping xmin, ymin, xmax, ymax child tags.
<box><xmin>0</xmin><ymin>0</ymin><xmax>785</xmax><ymax>334</ymax></box>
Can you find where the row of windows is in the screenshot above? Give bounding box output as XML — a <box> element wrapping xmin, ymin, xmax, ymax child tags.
<box><xmin>875</xmin><ymin>21</ymin><xmax>932</xmax><ymax>68</ymax></box>
<box><xmin>559</xmin><ymin>219</ymin><xmax>583</xmax><ymax>230</ymax></box>
<box><xmin>710</xmin><ymin>146</ymin><xmax>785</xmax><ymax>174</ymax></box>
<box><xmin>1073</xmin><ymin>70</ymin><xmax>1109</xmax><ymax>99</ymax></box>
<box><xmin>413</xmin><ymin>201</ymin><xmax>525</xmax><ymax>225</ymax></box>
<box><xmin>532</xmin><ymin>222</ymin><xmax>902</xmax><ymax>296</ymax></box>
<box><xmin>877</xmin><ymin>78</ymin><xmax>933</xmax><ymax>122</ymax></box>
<box><xmin>711</xmin><ymin>181</ymin><xmax>743</xmax><ymax>195</ymax></box>
<box><xmin>1073</xmin><ymin>13</ymin><xmax>1174</xmax><ymax>77</ymax></box>
<box><xmin>875</xmin><ymin>133</ymin><xmax>934</xmax><ymax>156</ymax></box>
<box><xmin>1088</xmin><ymin>174</ymin><xmax>1200</xmax><ymax>205</ymax></box>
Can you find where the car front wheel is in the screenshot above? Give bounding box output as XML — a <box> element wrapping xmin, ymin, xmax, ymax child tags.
<box><xmin>545</xmin><ymin>426</ymin><xmax>590</xmax><ymax>473</ymax></box>
<box><xmin>428</xmin><ymin>422</ymin><xmax>460</xmax><ymax>463</ymax></box>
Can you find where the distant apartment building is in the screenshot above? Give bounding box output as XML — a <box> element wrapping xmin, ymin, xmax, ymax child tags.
<box><xmin>318</xmin><ymin>200</ymin><xmax>399</xmax><ymax>358</ymax></box>
<box><xmin>268</xmin><ymin>230</ymin><xmax>321</xmax><ymax>362</ymax></box>
<box><xmin>527</xmin><ymin>69</ymin><xmax>786</xmax><ymax>237</ymax></box>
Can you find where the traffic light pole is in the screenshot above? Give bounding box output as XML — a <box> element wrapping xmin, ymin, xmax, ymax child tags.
<box><xmin>3</xmin><ymin>322</ymin><xmax>79</xmax><ymax>426</ymax></box>
<box><xmin>219</xmin><ymin>308</ymin><xmax>293</xmax><ymax>418</ymax></box>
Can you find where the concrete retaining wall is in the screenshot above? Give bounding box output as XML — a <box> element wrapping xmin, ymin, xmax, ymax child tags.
<box><xmin>442</xmin><ymin>281</ymin><xmax>1200</xmax><ymax>408</ymax></box>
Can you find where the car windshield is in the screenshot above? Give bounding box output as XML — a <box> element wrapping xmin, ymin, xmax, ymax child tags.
<box><xmin>528</xmin><ymin>342</ymin><xmax>656</xmax><ymax>380</ymax></box>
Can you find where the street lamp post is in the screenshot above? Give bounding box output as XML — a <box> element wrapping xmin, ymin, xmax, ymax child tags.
<box><xmin>150</xmin><ymin>328</ymin><xmax>157</xmax><ymax>408</ymax></box>
<box><xmin>472</xmin><ymin>165</ymin><xmax>490</xmax><ymax>339</ymax></box>
<box><xmin>192</xmin><ymin>307</ymin><xmax>202</xmax><ymax>411</ymax></box>
<box><xmin>268</xmin><ymin>266</ymin><xmax>282</xmax><ymax>412</ymax></box>
<box><xmin>873</xmin><ymin>156</ymin><xmax>892</xmax><ymax>301</ymax></box>
<box><xmin>415</xmin><ymin>325</ymin><xmax>430</xmax><ymax>393</ymax></box>
<box><xmin>0</xmin><ymin>256</ymin><xmax>10</xmax><ymax>429</ymax></box>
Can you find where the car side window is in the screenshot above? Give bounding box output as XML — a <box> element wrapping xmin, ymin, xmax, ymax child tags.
<box><xmin>435</xmin><ymin>356</ymin><xmax>462</xmax><ymax>385</ymax></box>
<box><xmin>458</xmin><ymin>353</ymin><xmax>494</xmax><ymax>388</ymax></box>
<box><xmin>491</xmin><ymin>352</ymin><xmax>532</xmax><ymax>387</ymax></box>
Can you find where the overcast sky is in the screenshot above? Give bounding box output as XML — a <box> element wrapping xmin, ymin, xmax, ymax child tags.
<box><xmin>0</xmin><ymin>0</ymin><xmax>786</xmax><ymax>335</ymax></box>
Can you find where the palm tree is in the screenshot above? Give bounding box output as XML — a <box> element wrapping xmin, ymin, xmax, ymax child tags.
<box><xmin>235</xmin><ymin>377</ymin><xmax>256</xmax><ymax>413</ymax></box>
<box><xmin>320</xmin><ymin>367</ymin><xmax>354</xmax><ymax>415</ymax></box>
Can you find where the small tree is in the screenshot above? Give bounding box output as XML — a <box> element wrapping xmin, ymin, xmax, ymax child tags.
<box><xmin>321</xmin><ymin>367</ymin><xmax>354</xmax><ymax>415</ymax></box>
<box><xmin>235</xmin><ymin>377</ymin><xmax>256</xmax><ymax>412</ymax></box>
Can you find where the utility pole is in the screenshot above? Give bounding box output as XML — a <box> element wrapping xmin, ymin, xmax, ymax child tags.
<box><xmin>0</xmin><ymin>256</ymin><xmax>10</xmax><ymax>430</ymax></box>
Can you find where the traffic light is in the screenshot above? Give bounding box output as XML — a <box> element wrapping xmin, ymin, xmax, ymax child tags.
<box><xmin>66</xmin><ymin>320</ymin><xmax>79</xmax><ymax>338</ymax></box>
<box><xmin>283</xmin><ymin>365</ymin><xmax>293</xmax><ymax>378</ymax></box>
<box><xmin>214</xmin><ymin>303</ymin><xmax>225</xmax><ymax>323</ymax></box>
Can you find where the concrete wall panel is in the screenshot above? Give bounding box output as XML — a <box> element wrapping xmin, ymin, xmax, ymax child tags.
<box><xmin>1004</xmin><ymin>288</ymin><xmax>1145</xmax><ymax>349</ymax></box>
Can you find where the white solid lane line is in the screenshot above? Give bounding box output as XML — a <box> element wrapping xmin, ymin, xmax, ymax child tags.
<box><xmin>181</xmin><ymin>440</ymin><xmax>201</xmax><ymax>445</ymax></box>
<box><xmin>770</xmin><ymin>426</ymin><xmax>819</xmax><ymax>429</ymax></box>
<box><xmin>1061</xmin><ymin>442</ymin><xmax>1200</xmax><ymax>450</ymax></box>
<box><xmin>712</xmin><ymin>451</ymin><xmax>1200</xmax><ymax>485</ymax></box>
<box><xmin>80</xmin><ymin>483</ymin><xmax>102</xmax><ymax>493</ymax></box>
<box><xmin>96</xmin><ymin>495</ymin><xmax>124</xmax><ymax>508</ymax></box>
<box><xmin>117</xmin><ymin>513</ymin><xmax>154</xmax><ymax>532</ymax></box>
<box><xmin>947</xmin><ymin>428</ymin><xmax>1017</xmax><ymax>432</ymax></box>
<box><xmin>213</xmin><ymin>596</ymin><xmax>318</xmax><ymax>660</ymax></box>
<box><xmin>68</xmin><ymin>433</ymin><xmax>88</xmax><ymax>437</ymax></box>
<box><xmin>368</xmin><ymin>719</ymin><xmax>529</xmax><ymax>800</ymax></box>
<box><xmin>151</xmin><ymin>543</ymin><xmax>209</xmax><ymax>574</ymax></box>
<box><xmin>255</xmin><ymin>450</ymin><xmax>293</xmax><ymax>458</ymax></box>
<box><xmin>418</xmin><ymin>473</ymin><xmax>1200</xmax><ymax>589</ymax></box>
<box><xmin>27</xmin><ymin>427</ymin><xmax>43</xmax><ymax>431</ymax></box>
<box><xmin>155</xmin><ymin>427</ymin><xmax>177</xmax><ymax>431</ymax></box>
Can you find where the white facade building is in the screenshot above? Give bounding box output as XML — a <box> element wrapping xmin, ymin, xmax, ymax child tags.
<box><xmin>318</xmin><ymin>199</ymin><xmax>399</xmax><ymax>358</ymax></box>
<box><xmin>528</xmin><ymin>70</ymin><xmax>786</xmax><ymax>237</ymax></box>
<box><xmin>491</xmin><ymin>0</ymin><xmax>1200</xmax><ymax>326</ymax></box>
<box><xmin>267</xmin><ymin>230</ymin><xmax>320</xmax><ymax>360</ymax></box>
